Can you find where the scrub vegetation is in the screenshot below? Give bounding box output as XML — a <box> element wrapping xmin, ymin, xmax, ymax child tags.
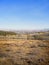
<box><xmin>0</xmin><ymin>30</ymin><xmax>49</xmax><ymax>65</ymax></box>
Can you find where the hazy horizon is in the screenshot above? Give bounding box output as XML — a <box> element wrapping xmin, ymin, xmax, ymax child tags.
<box><xmin>0</xmin><ymin>0</ymin><xmax>49</xmax><ymax>30</ymax></box>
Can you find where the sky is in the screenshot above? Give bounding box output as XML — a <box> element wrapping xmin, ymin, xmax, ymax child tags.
<box><xmin>0</xmin><ymin>0</ymin><xmax>49</xmax><ymax>30</ymax></box>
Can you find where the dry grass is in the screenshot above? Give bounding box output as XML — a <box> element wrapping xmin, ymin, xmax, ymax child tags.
<box><xmin>0</xmin><ymin>31</ymin><xmax>49</xmax><ymax>65</ymax></box>
<box><xmin>0</xmin><ymin>39</ymin><xmax>49</xmax><ymax>65</ymax></box>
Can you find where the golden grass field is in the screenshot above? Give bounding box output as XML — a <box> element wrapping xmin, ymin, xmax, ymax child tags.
<box><xmin>0</xmin><ymin>31</ymin><xmax>49</xmax><ymax>65</ymax></box>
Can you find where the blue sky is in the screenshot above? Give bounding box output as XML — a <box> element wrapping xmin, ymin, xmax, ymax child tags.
<box><xmin>0</xmin><ymin>0</ymin><xmax>49</xmax><ymax>30</ymax></box>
